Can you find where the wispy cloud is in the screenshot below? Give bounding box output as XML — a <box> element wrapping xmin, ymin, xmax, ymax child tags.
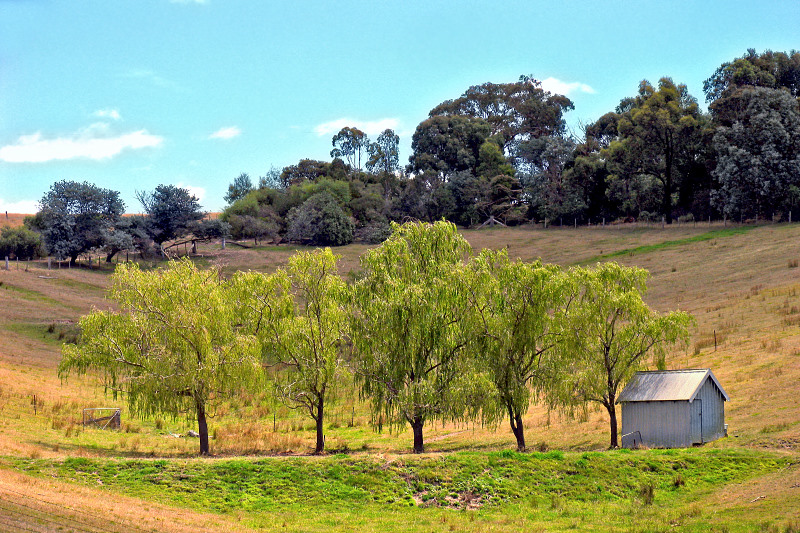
<box><xmin>93</xmin><ymin>108</ymin><xmax>122</xmax><ymax>121</ymax></box>
<box><xmin>0</xmin><ymin>198</ymin><xmax>39</xmax><ymax>214</ymax></box>
<box><xmin>123</xmin><ymin>69</ymin><xmax>183</xmax><ymax>92</ymax></box>
<box><xmin>314</xmin><ymin>118</ymin><xmax>399</xmax><ymax>137</ymax></box>
<box><xmin>0</xmin><ymin>126</ymin><xmax>164</xmax><ymax>163</ymax></box>
<box><xmin>208</xmin><ymin>126</ymin><xmax>241</xmax><ymax>140</ymax></box>
<box><xmin>540</xmin><ymin>77</ymin><xmax>596</xmax><ymax>96</ymax></box>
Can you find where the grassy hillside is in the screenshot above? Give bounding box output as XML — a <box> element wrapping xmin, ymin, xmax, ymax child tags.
<box><xmin>0</xmin><ymin>221</ymin><xmax>799</xmax><ymax>531</ymax></box>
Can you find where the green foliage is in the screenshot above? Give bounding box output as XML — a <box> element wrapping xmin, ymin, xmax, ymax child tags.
<box><xmin>59</xmin><ymin>259</ymin><xmax>263</xmax><ymax>455</ymax></box>
<box><xmin>428</xmin><ymin>77</ymin><xmax>574</xmax><ymax>154</ymax></box>
<box><xmin>554</xmin><ymin>262</ymin><xmax>694</xmax><ymax>447</ymax></box>
<box><xmin>38</xmin><ymin>180</ymin><xmax>125</xmax><ymax>263</ymax></box>
<box><xmin>466</xmin><ymin>249</ymin><xmax>567</xmax><ymax>450</ymax></box>
<box><xmin>476</xmin><ymin>141</ymin><xmax>514</xmax><ymax>179</ymax></box>
<box><xmin>224</xmin><ymin>172</ymin><xmax>254</xmax><ymax>205</ymax></box>
<box><xmin>191</xmin><ymin>218</ymin><xmax>231</xmax><ymax>240</ymax></box>
<box><xmin>238</xmin><ymin>249</ymin><xmax>349</xmax><ymax>453</ymax></box>
<box><xmin>330</xmin><ymin>126</ymin><xmax>369</xmax><ymax>175</ymax></box>
<box><xmin>408</xmin><ymin>115</ymin><xmax>492</xmax><ymax>176</ymax></box>
<box><xmin>351</xmin><ymin>221</ymin><xmax>484</xmax><ymax>453</ymax></box>
<box><xmin>137</xmin><ymin>184</ymin><xmax>204</xmax><ymax>246</ymax></box>
<box><xmin>603</xmin><ymin>78</ymin><xmax>704</xmax><ymax>223</ymax></box>
<box><xmin>366</xmin><ymin>129</ymin><xmax>400</xmax><ymax>175</ymax></box>
<box><xmin>286</xmin><ymin>192</ymin><xmax>354</xmax><ymax>246</ymax></box>
<box><xmin>711</xmin><ymin>87</ymin><xmax>800</xmax><ymax>218</ymax></box>
<box><xmin>704</xmin><ymin>48</ymin><xmax>800</xmax><ymax>104</ymax></box>
<box><xmin>0</xmin><ymin>225</ymin><xmax>46</xmax><ymax>259</ymax></box>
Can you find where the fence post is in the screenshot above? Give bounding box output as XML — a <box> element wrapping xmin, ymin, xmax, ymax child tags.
<box><xmin>4</xmin><ymin>256</ymin><xmax>7</xmax><ymax>270</ymax></box>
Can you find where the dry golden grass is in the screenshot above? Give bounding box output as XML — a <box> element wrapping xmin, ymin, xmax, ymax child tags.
<box><xmin>0</xmin><ymin>212</ymin><xmax>28</xmax><ymax>228</ymax></box>
<box><xmin>2</xmin><ymin>221</ymin><xmax>800</xmax><ymax>529</ymax></box>
<box><xmin>3</xmin><ymin>222</ymin><xmax>800</xmax><ymax>455</ymax></box>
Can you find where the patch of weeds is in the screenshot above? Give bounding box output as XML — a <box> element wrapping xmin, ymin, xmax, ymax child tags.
<box><xmin>638</xmin><ymin>481</ymin><xmax>655</xmax><ymax>505</ymax></box>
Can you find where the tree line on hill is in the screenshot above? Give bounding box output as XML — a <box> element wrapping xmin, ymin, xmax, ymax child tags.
<box><xmin>4</xmin><ymin>48</ymin><xmax>798</xmax><ymax>261</ymax></box>
<box><xmin>60</xmin><ymin>221</ymin><xmax>692</xmax><ymax>455</ymax></box>
<box><xmin>4</xmin><ymin>181</ymin><xmax>229</xmax><ymax>265</ymax></box>
<box><xmin>219</xmin><ymin>48</ymin><xmax>800</xmax><ymax>246</ymax></box>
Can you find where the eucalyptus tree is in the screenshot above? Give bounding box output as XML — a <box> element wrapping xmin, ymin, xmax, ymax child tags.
<box><xmin>366</xmin><ymin>128</ymin><xmax>400</xmax><ymax>175</ymax></box>
<box><xmin>330</xmin><ymin>127</ymin><xmax>369</xmax><ymax>176</ymax></box>
<box><xmin>236</xmin><ymin>248</ymin><xmax>349</xmax><ymax>454</ymax></box>
<box><xmin>428</xmin><ymin>77</ymin><xmax>574</xmax><ymax>155</ymax></box>
<box><xmin>556</xmin><ymin>262</ymin><xmax>693</xmax><ymax>448</ymax></box>
<box><xmin>350</xmin><ymin>220</ymin><xmax>486</xmax><ymax>453</ymax></box>
<box><xmin>224</xmin><ymin>172</ymin><xmax>254</xmax><ymax>205</ymax></box>
<box><xmin>465</xmin><ymin>250</ymin><xmax>567</xmax><ymax>451</ymax></box>
<box><xmin>711</xmin><ymin>86</ymin><xmax>800</xmax><ymax>219</ymax></box>
<box><xmin>603</xmin><ymin>78</ymin><xmax>703</xmax><ymax>223</ymax></box>
<box><xmin>60</xmin><ymin>259</ymin><xmax>263</xmax><ymax>455</ymax></box>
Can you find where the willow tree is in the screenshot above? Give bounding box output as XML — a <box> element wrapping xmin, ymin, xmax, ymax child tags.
<box><xmin>465</xmin><ymin>249</ymin><xmax>567</xmax><ymax>451</ymax></box>
<box><xmin>557</xmin><ymin>262</ymin><xmax>693</xmax><ymax>448</ymax></box>
<box><xmin>236</xmin><ymin>248</ymin><xmax>349</xmax><ymax>454</ymax></box>
<box><xmin>350</xmin><ymin>220</ymin><xmax>486</xmax><ymax>453</ymax></box>
<box><xmin>59</xmin><ymin>259</ymin><xmax>262</xmax><ymax>455</ymax></box>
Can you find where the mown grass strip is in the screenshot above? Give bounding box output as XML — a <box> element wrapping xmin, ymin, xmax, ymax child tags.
<box><xmin>578</xmin><ymin>225</ymin><xmax>758</xmax><ymax>265</ymax></box>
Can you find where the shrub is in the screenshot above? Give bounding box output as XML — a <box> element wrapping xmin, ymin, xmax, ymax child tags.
<box><xmin>286</xmin><ymin>192</ymin><xmax>354</xmax><ymax>246</ymax></box>
<box><xmin>0</xmin><ymin>226</ymin><xmax>46</xmax><ymax>259</ymax></box>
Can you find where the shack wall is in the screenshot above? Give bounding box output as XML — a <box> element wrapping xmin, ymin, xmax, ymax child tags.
<box><xmin>621</xmin><ymin>400</ymin><xmax>691</xmax><ymax>448</ymax></box>
<box><xmin>695</xmin><ymin>378</ymin><xmax>726</xmax><ymax>442</ymax></box>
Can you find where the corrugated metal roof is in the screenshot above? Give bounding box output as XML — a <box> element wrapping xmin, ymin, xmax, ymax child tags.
<box><xmin>617</xmin><ymin>369</ymin><xmax>729</xmax><ymax>403</ymax></box>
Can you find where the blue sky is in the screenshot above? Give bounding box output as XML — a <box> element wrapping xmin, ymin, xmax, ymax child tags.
<box><xmin>1</xmin><ymin>0</ymin><xmax>798</xmax><ymax>214</ymax></box>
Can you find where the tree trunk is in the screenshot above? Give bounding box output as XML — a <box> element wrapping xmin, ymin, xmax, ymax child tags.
<box><xmin>606</xmin><ymin>402</ymin><xmax>618</xmax><ymax>449</ymax></box>
<box><xmin>507</xmin><ymin>403</ymin><xmax>526</xmax><ymax>451</ymax></box>
<box><xmin>664</xmin><ymin>149</ymin><xmax>673</xmax><ymax>224</ymax></box>
<box><xmin>196</xmin><ymin>398</ymin><xmax>209</xmax><ymax>455</ymax></box>
<box><xmin>314</xmin><ymin>397</ymin><xmax>325</xmax><ymax>454</ymax></box>
<box><xmin>411</xmin><ymin>415</ymin><xmax>425</xmax><ymax>453</ymax></box>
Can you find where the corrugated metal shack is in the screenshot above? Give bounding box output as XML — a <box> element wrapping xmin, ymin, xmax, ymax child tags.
<box><xmin>618</xmin><ymin>369</ymin><xmax>729</xmax><ymax>448</ymax></box>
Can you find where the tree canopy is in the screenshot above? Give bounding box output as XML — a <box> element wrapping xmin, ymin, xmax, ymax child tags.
<box><xmin>351</xmin><ymin>221</ymin><xmax>484</xmax><ymax>453</ymax></box>
<box><xmin>136</xmin><ymin>184</ymin><xmax>204</xmax><ymax>248</ymax></box>
<box><xmin>37</xmin><ymin>180</ymin><xmax>125</xmax><ymax>265</ymax></box>
<box><xmin>553</xmin><ymin>262</ymin><xmax>693</xmax><ymax>448</ymax></box>
<box><xmin>60</xmin><ymin>259</ymin><xmax>263</xmax><ymax>455</ymax></box>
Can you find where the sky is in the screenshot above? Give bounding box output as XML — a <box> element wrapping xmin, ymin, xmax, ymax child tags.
<box><xmin>1</xmin><ymin>0</ymin><xmax>798</xmax><ymax>214</ymax></box>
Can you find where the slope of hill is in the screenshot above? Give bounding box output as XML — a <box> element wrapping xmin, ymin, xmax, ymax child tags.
<box><xmin>0</xmin><ymin>222</ymin><xmax>798</xmax><ymax>531</ymax></box>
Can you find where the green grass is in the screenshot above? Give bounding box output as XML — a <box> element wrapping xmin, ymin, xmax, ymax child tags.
<box><xmin>6</xmin><ymin>448</ymin><xmax>790</xmax><ymax>531</ymax></box>
<box><xmin>579</xmin><ymin>225</ymin><xmax>758</xmax><ymax>264</ymax></box>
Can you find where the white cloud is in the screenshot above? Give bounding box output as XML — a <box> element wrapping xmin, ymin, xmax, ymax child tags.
<box><xmin>208</xmin><ymin>126</ymin><xmax>241</xmax><ymax>140</ymax></box>
<box><xmin>314</xmin><ymin>118</ymin><xmax>400</xmax><ymax>137</ymax></box>
<box><xmin>0</xmin><ymin>198</ymin><xmax>39</xmax><ymax>214</ymax></box>
<box><xmin>540</xmin><ymin>77</ymin><xmax>596</xmax><ymax>96</ymax></box>
<box><xmin>176</xmin><ymin>182</ymin><xmax>206</xmax><ymax>203</ymax></box>
<box><xmin>0</xmin><ymin>127</ymin><xmax>164</xmax><ymax>163</ymax></box>
<box><xmin>93</xmin><ymin>108</ymin><xmax>122</xmax><ymax>121</ymax></box>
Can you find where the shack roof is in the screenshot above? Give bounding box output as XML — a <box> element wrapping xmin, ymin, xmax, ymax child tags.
<box><xmin>617</xmin><ymin>369</ymin><xmax>729</xmax><ymax>403</ymax></box>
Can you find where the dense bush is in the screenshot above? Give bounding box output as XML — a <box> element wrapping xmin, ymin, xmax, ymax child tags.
<box><xmin>285</xmin><ymin>192</ymin><xmax>354</xmax><ymax>246</ymax></box>
<box><xmin>0</xmin><ymin>226</ymin><xmax>46</xmax><ymax>259</ymax></box>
